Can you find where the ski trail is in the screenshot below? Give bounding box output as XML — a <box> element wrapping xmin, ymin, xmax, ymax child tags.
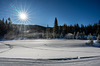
<box><xmin>0</xmin><ymin>42</ymin><xmax>13</xmax><ymax>53</ymax></box>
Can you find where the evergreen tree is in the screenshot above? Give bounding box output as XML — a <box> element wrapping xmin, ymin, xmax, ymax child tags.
<box><xmin>5</xmin><ymin>20</ymin><xmax>8</xmax><ymax>25</ymax></box>
<box><xmin>87</xmin><ymin>24</ymin><xmax>93</xmax><ymax>35</ymax></box>
<box><xmin>58</xmin><ymin>25</ymin><xmax>62</xmax><ymax>35</ymax></box>
<box><xmin>58</xmin><ymin>25</ymin><xmax>62</xmax><ymax>38</ymax></box>
<box><xmin>0</xmin><ymin>18</ymin><xmax>13</xmax><ymax>38</ymax></box>
<box><xmin>8</xmin><ymin>18</ymin><xmax>12</xmax><ymax>31</ymax></box>
<box><xmin>53</xmin><ymin>17</ymin><xmax>58</xmax><ymax>38</ymax></box>
<box><xmin>74</xmin><ymin>24</ymin><xmax>80</xmax><ymax>33</ymax></box>
<box><xmin>69</xmin><ymin>25</ymin><xmax>74</xmax><ymax>33</ymax></box>
<box><xmin>81</xmin><ymin>24</ymin><xmax>84</xmax><ymax>32</ymax></box>
<box><xmin>46</xmin><ymin>25</ymin><xmax>50</xmax><ymax>39</ymax></box>
<box><xmin>8</xmin><ymin>17</ymin><xmax>12</xmax><ymax>24</ymax></box>
<box><xmin>93</xmin><ymin>24</ymin><xmax>97</xmax><ymax>35</ymax></box>
<box><xmin>5</xmin><ymin>20</ymin><xmax>8</xmax><ymax>32</ymax></box>
<box><xmin>2</xmin><ymin>18</ymin><xmax>4</xmax><ymax>22</ymax></box>
<box><xmin>62</xmin><ymin>24</ymin><xmax>67</xmax><ymax>37</ymax></box>
<box><xmin>76</xmin><ymin>24</ymin><xmax>80</xmax><ymax>32</ymax></box>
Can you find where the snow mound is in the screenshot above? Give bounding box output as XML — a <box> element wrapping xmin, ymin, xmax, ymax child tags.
<box><xmin>94</xmin><ymin>40</ymin><xmax>100</xmax><ymax>47</ymax></box>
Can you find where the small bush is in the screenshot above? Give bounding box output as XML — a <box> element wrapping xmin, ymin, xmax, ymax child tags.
<box><xmin>87</xmin><ymin>33</ymin><xmax>93</xmax><ymax>45</ymax></box>
<box><xmin>88</xmin><ymin>33</ymin><xmax>92</xmax><ymax>40</ymax></box>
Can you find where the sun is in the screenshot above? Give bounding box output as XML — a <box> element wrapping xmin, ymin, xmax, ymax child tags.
<box><xmin>10</xmin><ymin>2</ymin><xmax>32</xmax><ymax>24</ymax></box>
<box><xmin>19</xmin><ymin>12</ymin><xmax>27</xmax><ymax>20</ymax></box>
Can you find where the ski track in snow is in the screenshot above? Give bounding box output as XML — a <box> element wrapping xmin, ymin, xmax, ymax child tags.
<box><xmin>0</xmin><ymin>42</ymin><xmax>13</xmax><ymax>53</ymax></box>
<box><xmin>0</xmin><ymin>56</ymin><xmax>100</xmax><ymax>66</ymax></box>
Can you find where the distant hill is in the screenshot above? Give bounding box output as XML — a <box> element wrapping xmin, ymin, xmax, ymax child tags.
<box><xmin>12</xmin><ymin>24</ymin><xmax>52</xmax><ymax>33</ymax></box>
<box><xmin>26</xmin><ymin>25</ymin><xmax>46</xmax><ymax>33</ymax></box>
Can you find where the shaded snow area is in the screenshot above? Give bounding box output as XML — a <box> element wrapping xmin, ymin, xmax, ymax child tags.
<box><xmin>94</xmin><ymin>40</ymin><xmax>100</xmax><ymax>46</ymax></box>
<box><xmin>0</xmin><ymin>40</ymin><xmax>100</xmax><ymax>66</ymax></box>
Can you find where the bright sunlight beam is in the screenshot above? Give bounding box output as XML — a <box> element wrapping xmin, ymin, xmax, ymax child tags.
<box><xmin>10</xmin><ymin>2</ymin><xmax>32</xmax><ymax>24</ymax></box>
<box><xmin>19</xmin><ymin>12</ymin><xmax>27</xmax><ymax>20</ymax></box>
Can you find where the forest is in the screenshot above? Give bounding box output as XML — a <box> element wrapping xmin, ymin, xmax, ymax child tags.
<box><xmin>0</xmin><ymin>17</ymin><xmax>100</xmax><ymax>40</ymax></box>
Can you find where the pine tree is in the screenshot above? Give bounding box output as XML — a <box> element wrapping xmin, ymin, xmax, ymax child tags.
<box><xmin>8</xmin><ymin>17</ymin><xmax>12</xmax><ymax>24</ymax></box>
<box><xmin>93</xmin><ymin>24</ymin><xmax>97</xmax><ymax>35</ymax></box>
<box><xmin>53</xmin><ymin>17</ymin><xmax>58</xmax><ymax>38</ymax></box>
<box><xmin>87</xmin><ymin>24</ymin><xmax>93</xmax><ymax>35</ymax></box>
<box><xmin>62</xmin><ymin>24</ymin><xmax>67</xmax><ymax>37</ymax></box>
<box><xmin>74</xmin><ymin>24</ymin><xmax>80</xmax><ymax>33</ymax></box>
<box><xmin>8</xmin><ymin>18</ymin><xmax>12</xmax><ymax>31</ymax></box>
<box><xmin>5</xmin><ymin>20</ymin><xmax>8</xmax><ymax>25</ymax></box>
<box><xmin>46</xmin><ymin>25</ymin><xmax>50</xmax><ymax>39</ymax></box>
<box><xmin>81</xmin><ymin>24</ymin><xmax>84</xmax><ymax>32</ymax></box>
<box><xmin>2</xmin><ymin>18</ymin><xmax>4</xmax><ymax>22</ymax></box>
<box><xmin>5</xmin><ymin>20</ymin><xmax>8</xmax><ymax>32</ymax></box>
<box><xmin>69</xmin><ymin>25</ymin><xmax>73</xmax><ymax>33</ymax></box>
<box><xmin>58</xmin><ymin>25</ymin><xmax>62</xmax><ymax>35</ymax></box>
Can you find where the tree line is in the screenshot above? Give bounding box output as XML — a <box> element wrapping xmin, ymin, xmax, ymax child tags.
<box><xmin>0</xmin><ymin>18</ymin><xmax>12</xmax><ymax>37</ymax></box>
<box><xmin>46</xmin><ymin>17</ymin><xmax>100</xmax><ymax>39</ymax></box>
<box><xmin>0</xmin><ymin>17</ymin><xmax>100</xmax><ymax>39</ymax></box>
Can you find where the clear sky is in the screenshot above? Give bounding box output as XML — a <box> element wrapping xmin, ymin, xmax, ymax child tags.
<box><xmin>0</xmin><ymin>0</ymin><xmax>100</xmax><ymax>27</ymax></box>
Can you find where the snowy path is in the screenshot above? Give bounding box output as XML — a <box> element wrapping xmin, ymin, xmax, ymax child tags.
<box><xmin>0</xmin><ymin>40</ymin><xmax>100</xmax><ymax>66</ymax></box>
<box><xmin>0</xmin><ymin>56</ymin><xmax>100</xmax><ymax>66</ymax></box>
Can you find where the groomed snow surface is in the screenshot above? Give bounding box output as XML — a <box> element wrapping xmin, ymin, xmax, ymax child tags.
<box><xmin>0</xmin><ymin>39</ymin><xmax>100</xmax><ymax>66</ymax></box>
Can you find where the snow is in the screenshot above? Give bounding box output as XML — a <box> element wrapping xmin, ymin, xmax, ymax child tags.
<box><xmin>0</xmin><ymin>39</ymin><xmax>100</xmax><ymax>66</ymax></box>
<box><xmin>94</xmin><ymin>40</ymin><xmax>100</xmax><ymax>46</ymax></box>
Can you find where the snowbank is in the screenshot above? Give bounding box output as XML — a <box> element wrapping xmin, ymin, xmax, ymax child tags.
<box><xmin>94</xmin><ymin>40</ymin><xmax>100</xmax><ymax>47</ymax></box>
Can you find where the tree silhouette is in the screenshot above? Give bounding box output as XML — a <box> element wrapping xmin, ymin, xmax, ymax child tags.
<box><xmin>46</xmin><ymin>24</ymin><xmax>50</xmax><ymax>39</ymax></box>
<box><xmin>53</xmin><ymin>17</ymin><xmax>58</xmax><ymax>38</ymax></box>
<box><xmin>62</xmin><ymin>24</ymin><xmax>67</xmax><ymax>37</ymax></box>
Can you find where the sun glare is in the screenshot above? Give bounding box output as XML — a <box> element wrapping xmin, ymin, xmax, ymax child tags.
<box><xmin>19</xmin><ymin>12</ymin><xmax>27</xmax><ymax>20</ymax></box>
<box><xmin>10</xmin><ymin>2</ymin><xmax>32</xmax><ymax>24</ymax></box>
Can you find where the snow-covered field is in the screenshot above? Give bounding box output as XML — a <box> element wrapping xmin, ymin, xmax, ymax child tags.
<box><xmin>0</xmin><ymin>39</ymin><xmax>100</xmax><ymax>66</ymax></box>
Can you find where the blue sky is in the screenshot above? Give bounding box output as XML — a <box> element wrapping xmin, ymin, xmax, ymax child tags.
<box><xmin>0</xmin><ymin>0</ymin><xmax>100</xmax><ymax>27</ymax></box>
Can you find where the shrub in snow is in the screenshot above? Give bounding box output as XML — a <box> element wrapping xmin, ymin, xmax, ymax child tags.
<box><xmin>88</xmin><ymin>33</ymin><xmax>92</xmax><ymax>40</ymax></box>
<box><xmin>87</xmin><ymin>33</ymin><xmax>93</xmax><ymax>45</ymax></box>
<box><xmin>73</xmin><ymin>32</ymin><xmax>76</xmax><ymax>39</ymax></box>
<box><xmin>97</xmin><ymin>34</ymin><xmax>100</xmax><ymax>43</ymax></box>
<box><xmin>76</xmin><ymin>32</ymin><xmax>79</xmax><ymax>39</ymax></box>
<box><xmin>65</xmin><ymin>33</ymin><xmax>74</xmax><ymax>39</ymax></box>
